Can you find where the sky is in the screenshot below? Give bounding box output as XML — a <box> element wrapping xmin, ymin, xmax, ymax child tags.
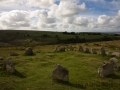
<box><xmin>0</xmin><ymin>0</ymin><xmax>120</xmax><ymax>32</ymax></box>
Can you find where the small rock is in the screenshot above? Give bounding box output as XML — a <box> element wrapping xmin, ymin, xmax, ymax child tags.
<box><xmin>112</xmin><ymin>52</ymin><xmax>120</xmax><ymax>57</ymax></box>
<box><xmin>78</xmin><ymin>46</ymin><xmax>83</xmax><ymax>52</ymax></box>
<box><xmin>58</xmin><ymin>46</ymin><xmax>65</xmax><ymax>52</ymax></box>
<box><xmin>99</xmin><ymin>47</ymin><xmax>106</xmax><ymax>56</ymax></box>
<box><xmin>52</xmin><ymin>64</ymin><xmax>69</xmax><ymax>82</ymax></box>
<box><xmin>109</xmin><ymin>57</ymin><xmax>119</xmax><ymax>70</ymax></box>
<box><xmin>3</xmin><ymin>58</ymin><xmax>15</xmax><ymax>74</ymax></box>
<box><xmin>91</xmin><ymin>48</ymin><xmax>97</xmax><ymax>54</ymax></box>
<box><xmin>54</xmin><ymin>46</ymin><xmax>58</xmax><ymax>52</ymax></box>
<box><xmin>98</xmin><ymin>62</ymin><xmax>114</xmax><ymax>77</ymax></box>
<box><xmin>25</xmin><ymin>47</ymin><xmax>34</xmax><ymax>55</ymax></box>
<box><xmin>83</xmin><ymin>47</ymin><xmax>90</xmax><ymax>53</ymax></box>
<box><xmin>69</xmin><ymin>46</ymin><xmax>74</xmax><ymax>51</ymax></box>
<box><xmin>106</xmin><ymin>52</ymin><xmax>113</xmax><ymax>55</ymax></box>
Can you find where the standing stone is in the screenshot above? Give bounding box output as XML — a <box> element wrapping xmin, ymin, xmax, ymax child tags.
<box><xmin>109</xmin><ymin>57</ymin><xmax>119</xmax><ymax>70</ymax></box>
<box><xmin>54</xmin><ymin>46</ymin><xmax>58</xmax><ymax>52</ymax></box>
<box><xmin>58</xmin><ymin>46</ymin><xmax>65</xmax><ymax>52</ymax></box>
<box><xmin>106</xmin><ymin>52</ymin><xmax>113</xmax><ymax>56</ymax></box>
<box><xmin>83</xmin><ymin>47</ymin><xmax>90</xmax><ymax>53</ymax></box>
<box><xmin>3</xmin><ymin>58</ymin><xmax>15</xmax><ymax>74</ymax></box>
<box><xmin>78</xmin><ymin>46</ymin><xmax>83</xmax><ymax>52</ymax></box>
<box><xmin>112</xmin><ymin>52</ymin><xmax>120</xmax><ymax>57</ymax></box>
<box><xmin>98</xmin><ymin>62</ymin><xmax>114</xmax><ymax>77</ymax></box>
<box><xmin>91</xmin><ymin>48</ymin><xmax>97</xmax><ymax>54</ymax></box>
<box><xmin>99</xmin><ymin>47</ymin><xmax>106</xmax><ymax>55</ymax></box>
<box><xmin>70</xmin><ymin>46</ymin><xmax>74</xmax><ymax>51</ymax></box>
<box><xmin>52</xmin><ymin>64</ymin><xmax>69</xmax><ymax>82</ymax></box>
<box><xmin>25</xmin><ymin>47</ymin><xmax>34</xmax><ymax>55</ymax></box>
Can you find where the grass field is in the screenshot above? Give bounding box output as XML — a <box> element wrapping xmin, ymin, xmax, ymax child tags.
<box><xmin>0</xmin><ymin>40</ymin><xmax>120</xmax><ymax>90</ymax></box>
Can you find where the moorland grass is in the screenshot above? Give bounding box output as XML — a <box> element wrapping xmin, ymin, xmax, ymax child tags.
<box><xmin>0</xmin><ymin>41</ymin><xmax>120</xmax><ymax>90</ymax></box>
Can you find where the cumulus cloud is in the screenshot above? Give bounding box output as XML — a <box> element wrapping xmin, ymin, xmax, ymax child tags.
<box><xmin>97</xmin><ymin>10</ymin><xmax>120</xmax><ymax>30</ymax></box>
<box><xmin>48</xmin><ymin>4</ymin><xmax>58</xmax><ymax>18</ymax></box>
<box><xmin>56</xmin><ymin>0</ymin><xmax>87</xmax><ymax>17</ymax></box>
<box><xmin>117</xmin><ymin>10</ymin><xmax>120</xmax><ymax>18</ymax></box>
<box><xmin>0</xmin><ymin>10</ymin><xmax>30</xmax><ymax>29</ymax></box>
<box><xmin>0</xmin><ymin>0</ymin><xmax>56</xmax><ymax>8</ymax></box>
<box><xmin>63</xmin><ymin>17</ymin><xmax>74</xmax><ymax>24</ymax></box>
<box><xmin>0</xmin><ymin>0</ymin><xmax>22</xmax><ymax>6</ymax></box>
<box><xmin>97</xmin><ymin>15</ymin><xmax>112</xmax><ymax>25</ymax></box>
<box><xmin>0</xmin><ymin>0</ymin><xmax>120</xmax><ymax>32</ymax></box>
<box><xmin>26</xmin><ymin>0</ymin><xmax>56</xmax><ymax>8</ymax></box>
<box><xmin>74</xmin><ymin>17</ymin><xmax>90</xmax><ymax>26</ymax></box>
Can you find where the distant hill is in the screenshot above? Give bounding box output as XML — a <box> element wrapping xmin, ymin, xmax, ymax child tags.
<box><xmin>0</xmin><ymin>30</ymin><xmax>120</xmax><ymax>46</ymax></box>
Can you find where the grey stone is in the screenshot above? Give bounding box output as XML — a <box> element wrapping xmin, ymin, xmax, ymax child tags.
<box><xmin>83</xmin><ymin>47</ymin><xmax>90</xmax><ymax>53</ymax></box>
<box><xmin>99</xmin><ymin>47</ymin><xmax>106</xmax><ymax>55</ymax></box>
<box><xmin>109</xmin><ymin>57</ymin><xmax>119</xmax><ymax>70</ymax></box>
<box><xmin>106</xmin><ymin>52</ymin><xmax>113</xmax><ymax>55</ymax></box>
<box><xmin>91</xmin><ymin>48</ymin><xmax>97</xmax><ymax>54</ymax></box>
<box><xmin>69</xmin><ymin>46</ymin><xmax>74</xmax><ymax>51</ymax></box>
<box><xmin>98</xmin><ymin>62</ymin><xmax>114</xmax><ymax>77</ymax></box>
<box><xmin>112</xmin><ymin>52</ymin><xmax>120</xmax><ymax>57</ymax></box>
<box><xmin>52</xmin><ymin>64</ymin><xmax>69</xmax><ymax>82</ymax></box>
<box><xmin>58</xmin><ymin>46</ymin><xmax>65</xmax><ymax>52</ymax></box>
<box><xmin>3</xmin><ymin>58</ymin><xmax>15</xmax><ymax>74</ymax></box>
<box><xmin>78</xmin><ymin>46</ymin><xmax>83</xmax><ymax>52</ymax></box>
<box><xmin>25</xmin><ymin>47</ymin><xmax>34</xmax><ymax>55</ymax></box>
<box><xmin>54</xmin><ymin>46</ymin><xmax>58</xmax><ymax>52</ymax></box>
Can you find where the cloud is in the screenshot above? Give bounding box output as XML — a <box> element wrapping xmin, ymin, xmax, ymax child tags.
<box><xmin>0</xmin><ymin>0</ymin><xmax>120</xmax><ymax>32</ymax></box>
<box><xmin>97</xmin><ymin>10</ymin><xmax>120</xmax><ymax>30</ymax></box>
<box><xmin>0</xmin><ymin>0</ymin><xmax>24</xmax><ymax>6</ymax></box>
<box><xmin>63</xmin><ymin>17</ymin><xmax>74</xmax><ymax>24</ymax></box>
<box><xmin>48</xmin><ymin>4</ymin><xmax>58</xmax><ymax>18</ymax></box>
<box><xmin>56</xmin><ymin>0</ymin><xmax>87</xmax><ymax>17</ymax></box>
<box><xmin>74</xmin><ymin>17</ymin><xmax>90</xmax><ymax>26</ymax></box>
<box><xmin>97</xmin><ymin>15</ymin><xmax>112</xmax><ymax>25</ymax></box>
<box><xmin>117</xmin><ymin>10</ymin><xmax>120</xmax><ymax>18</ymax></box>
<box><xmin>26</xmin><ymin>0</ymin><xmax>56</xmax><ymax>8</ymax></box>
<box><xmin>0</xmin><ymin>0</ymin><xmax>56</xmax><ymax>8</ymax></box>
<box><xmin>0</xmin><ymin>10</ymin><xmax>30</xmax><ymax>29</ymax></box>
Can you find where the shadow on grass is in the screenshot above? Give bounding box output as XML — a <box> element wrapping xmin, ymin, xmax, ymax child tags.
<box><xmin>106</xmin><ymin>74</ymin><xmax>120</xmax><ymax>79</ymax></box>
<box><xmin>0</xmin><ymin>69</ymin><xmax>25</xmax><ymax>78</ymax></box>
<box><xmin>52</xmin><ymin>79</ymin><xmax>86</xmax><ymax>89</ymax></box>
<box><xmin>13</xmin><ymin>70</ymin><xmax>26</xmax><ymax>78</ymax></box>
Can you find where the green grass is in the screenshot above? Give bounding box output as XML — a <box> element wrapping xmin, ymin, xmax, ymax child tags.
<box><xmin>0</xmin><ymin>42</ymin><xmax>120</xmax><ymax>90</ymax></box>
